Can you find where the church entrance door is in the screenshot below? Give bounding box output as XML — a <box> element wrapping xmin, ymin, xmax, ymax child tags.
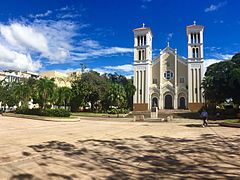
<box><xmin>152</xmin><ymin>97</ymin><xmax>158</xmax><ymax>108</ymax></box>
<box><xmin>179</xmin><ymin>97</ymin><xmax>186</xmax><ymax>109</ymax></box>
<box><xmin>165</xmin><ymin>95</ymin><xmax>173</xmax><ymax>109</ymax></box>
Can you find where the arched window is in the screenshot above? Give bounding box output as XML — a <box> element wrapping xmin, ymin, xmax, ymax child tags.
<box><xmin>144</xmin><ymin>35</ymin><xmax>146</xmax><ymax>45</ymax></box>
<box><xmin>139</xmin><ymin>50</ymin><xmax>141</xmax><ymax>60</ymax></box>
<box><xmin>142</xmin><ymin>50</ymin><xmax>145</xmax><ymax>60</ymax></box>
<box><xmin>194</xmin><ymin>33</ymin><xmax>197</xmax><ymax>43</ymax></box>
<box><xmin>196</xmin><ymin>48</ymin><xmax>199</xmax><ymax>58</ymax></box>
<box><xmin>192</xmin><ymin>48</ymin><xmax>195</xmax><ymax>58</ymax></box>
<box><xmin>198</xmin><ymin>33</ymin><xmax>200</xmax><ymax>43</ymax></box>
<box><xmin>191</xmin><ymin>33</ymin><xmax>193</xmax><ymax>43</ymax></box>
<box><xmin>137</xmin><ymin>36</ymin><xmax>140</xmax><ymax>46</ymax></box>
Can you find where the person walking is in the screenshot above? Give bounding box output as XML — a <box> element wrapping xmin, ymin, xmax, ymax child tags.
<box><xmin>201</xmin><ymin>109</ymin><xmax>208</xmax><ymax>127</ymax></box>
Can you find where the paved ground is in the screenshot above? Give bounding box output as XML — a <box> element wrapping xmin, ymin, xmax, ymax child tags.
<box><xmin>0</xmin><ymin>116</ymin><xmax>239</xmax><ymax>180</ymax></box>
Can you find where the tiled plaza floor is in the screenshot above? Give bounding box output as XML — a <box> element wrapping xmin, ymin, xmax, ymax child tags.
<box><xmin>0</xmin><ymin>116</ymin><xmax>239</xmax><ymax>179</ymax></box>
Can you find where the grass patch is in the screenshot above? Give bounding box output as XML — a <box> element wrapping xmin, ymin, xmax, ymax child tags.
<box><xmin>224</xmin><ymin>119</ymin><xmax>240</xmax><ymax>123</ymax></box>
<box><xmin>3</xmin><ymin>113</ymin><xmax>77</xmax><ymax>121</ymax></box>
<box><xmin>71</xmin><ymin>112</ymin><xmax>127</xmax><ymax>117</ymax></box>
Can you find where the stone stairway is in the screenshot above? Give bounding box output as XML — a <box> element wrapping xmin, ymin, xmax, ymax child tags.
<box><xmin>127</xmin><ymin>109</ymin><xmax>200</xmax><ymax>121</ymax></box>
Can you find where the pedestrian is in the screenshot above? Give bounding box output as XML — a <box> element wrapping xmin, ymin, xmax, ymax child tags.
<box><xmin>200</xmin><ymin>109</ymin><xmax>208</xmax><ymax>127</ymax></box>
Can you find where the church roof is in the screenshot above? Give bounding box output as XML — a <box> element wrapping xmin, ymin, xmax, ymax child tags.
<box><xmin>133</xmin><ymin>23</ymin><xmax>152</xmax><ymax>35</ymax></box>
<box><xmin>186</xmin><ymin>21</ymin><xmax>204</xmax><ymax>35</ymax></box>
<box><xmin>133</xmin><ymin>27</ymin><xmax>151</xmax><ymax>31</ymax></box>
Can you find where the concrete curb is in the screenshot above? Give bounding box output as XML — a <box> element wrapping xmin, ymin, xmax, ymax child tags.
<box><xmin>219</xmin><ymin>122</ymin><xmax>240</xmax><ymax>128</ymax></box>
<box><xmin>2</xmin><ymin>113</ymin><xmax>81</xmax><ymax>122</ymax></box>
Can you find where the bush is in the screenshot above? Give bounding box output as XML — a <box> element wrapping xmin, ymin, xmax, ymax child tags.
<box><xmin>107</xmin><ymin>107</ymin><xmax>129</xmax><ymax>114</ymax></box>
<box><xmin>16</xmin><ymin>108</ymin><xmax>70</xmax><ymax>117</ymax></box>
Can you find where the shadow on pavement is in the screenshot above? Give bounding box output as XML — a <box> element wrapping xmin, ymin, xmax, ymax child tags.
<box><xmin>10</xmin><ymin>134</ymin><xmax>240</xmax><ymax>179</ymax></box>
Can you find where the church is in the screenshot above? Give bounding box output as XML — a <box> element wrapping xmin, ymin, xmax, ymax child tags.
<box><xmin>133</xmin><ymin>22</ymin><xmax>205</xmax><ymax>111</ymax></box>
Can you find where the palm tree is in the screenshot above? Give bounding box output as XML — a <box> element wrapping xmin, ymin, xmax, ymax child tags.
<box><xmin>56</xmin><ymin>86</ymin><xmax>72</xmax><ymax>109</ymax></box>
<box><xmin>12</xmin><ymin>80</ymin><xmax>32</xmax><ymax>108</ymax></box>
<box><xmin>35</xmin><ymin>78</ymin><xmax>56</xmax><ymax>109</ymax></box>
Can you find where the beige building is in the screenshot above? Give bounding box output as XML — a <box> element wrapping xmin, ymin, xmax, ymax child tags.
<box><xmin>133</xmin><ymin>22</ymin><xmax>204</xmax><ymax>111</ymax></box>
<box><xmin>40</xmin><ymin>70</ymin><xmax>81</xmax><ymax>88</ymax></box>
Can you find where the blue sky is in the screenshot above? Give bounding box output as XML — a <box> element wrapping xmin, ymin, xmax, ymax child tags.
<box><xmin>0</xmin><ymin>0</ymin><xmax>239</xmax><ymax>77</ymax></box>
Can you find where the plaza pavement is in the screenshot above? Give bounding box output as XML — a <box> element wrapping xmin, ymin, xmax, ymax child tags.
<box><xmin>0</xmin><ymin>116</ymin><xmax>239</xmax><ymax>179</ymax></box>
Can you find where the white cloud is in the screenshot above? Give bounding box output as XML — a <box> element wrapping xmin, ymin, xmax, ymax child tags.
<box><xmin>104</xmin><ymin>64</ymin><xmax>133</xmax><ymax>73</ymax></box>
<box><xmin>205</xmin><ymin>1</ymin><xmax>227</xmax><ymax>12</ymax></box>
<box><xmin>141</xmin><ymin>0</ymin><xmax>152</xmax><ymax>9</ymax></box>
<box><xmin>71</xmin><ymin>47</ymin><xmax>133</xmax><ymax>61</ymax></box>
<box><xmin>167</xmin><ymin>32</ymin><xmax>173</xmax><ymax>42</ymax></box>
<box><xmin>0</xmin><ymin>23</ymin><xmax>49</xmax><ymax>53</ymax></box>
<box><xmin>29</xmin><ymin>10</ymin><xmax>52</xmax><ymax>18</ymax></box>
<box><xmin>0</xmin><ymin>44</ymin><xmax>41</xmax><ymax>71</ymax></box>
<box><xmin>80</xmin><ymin>39</ymin><xmax>101</xmax><ymax>49</ymax></box>
<box><xmin>59</xmin><ymin>64</ymin><xmax>134</xmax><ymax>77</ymax></box>
<box><xmin>0</xmin><ymin>7</ymin><xmax>133</xmax><ymax>72</ymax></box>
<box><xmin>211</xmin><ymin>53</ymin><xmax>232</xmax><ymax>60</ymax></box>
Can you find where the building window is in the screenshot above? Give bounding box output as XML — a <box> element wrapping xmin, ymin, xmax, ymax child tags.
<box><xmin>144</xmin><ymin>35</ymin><xmax>146</xmax><ymax>45</ymax></box>
<box><xmin>164</xmin><ymin>70</ymin><xmax>174</xmax><ymax>80</ymax></box>
<box><xmin>192</xmin><ymin>48</ymin><xmax>195</xmax><ymax>58</ymax></box>
<box><xmin>142</xmin><ymin>50</ymin><xmax>145</xmax><ymax>60</ymax></box>
<box><xmin>180</xmin><ymin>77</ymin><xmax>184</xmax><ymax>83</ymax></box>
<box><xmin>194</xmin><ymin>33</ymin><xmax>197</xmax><ymax>43</ymax></box>
<box><xmin>138</xmin><ymin>50</ymin><xmax>141</xmax><ymax>60</ymax></box>
<box><xmin>153</xmin><ymin>78</ymin><xmax>157</xmax><ymax>84</ymax></box>
<box><xmin>137</xmin><ymin>36</ymin><xmax>140</xmax><ymax>46</ymax></box>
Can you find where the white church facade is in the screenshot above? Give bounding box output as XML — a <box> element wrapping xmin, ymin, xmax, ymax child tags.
<box><xmin>133</xmin><ymin>22</ymin><xmax>205</xmax><ymax>111</ymax></box>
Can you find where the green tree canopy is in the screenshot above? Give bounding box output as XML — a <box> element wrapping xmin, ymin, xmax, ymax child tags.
<box><xmin>202</xmin><ymin>52</ymin><xmax>240</xmax><ymax>105</ymax></box>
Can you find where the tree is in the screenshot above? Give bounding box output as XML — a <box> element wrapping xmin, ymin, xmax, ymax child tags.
<box><xmin>71</xmin><ymin>71</ymin><xmax>110</xmax><ymax>112</ymax></box>
<box><xmin>202</xmin><ymin>52</ymin><xmax>240</xmax><ymax>106</ymax></box>
<box><xmin>12</xmin><ymin>79</ymin><xmax>33</xmax><ymax>108</ymax></box>
<box><xmin>107</xmin><ymin>83</ymin><xmax>126</xmax><ymax>109</ymax></box>
<box><xmin>232</xmin><ymin>52</ymin><xmax>240</xmax><ymax>65</ymax></box>
<box><xmin>56</xmin><ymin>86</ymin><xmax>72</xmax><ymax>109</ymax></box>
<box><xmin>107</xmin><ymin>73</ymin><xmax>135</xmax><ymax>110</ymax></box>
<box><xmin>35</xmin><ymin>78</ymin><xmax>56</xmax><ymax>109</ymax></box>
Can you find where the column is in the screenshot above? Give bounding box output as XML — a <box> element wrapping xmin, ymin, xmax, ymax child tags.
<box><xmin>159</xmin><ymin>53</ymin><xmax>163</xmax><ymax>109</ymax></box>
<box><xmin>192</xmin><ymin>69</ymin><xmax>195</xmax><ymax>103</ymax></box>
<box><xmin>140</xmin><ymin>71</ymin><xmax>142</xmax><ymax>103</ymax></box>
<box><xmin>160</xmin><ymin>94</ymin><xmax>164</xmax><ymax>109</ymax></box>
<box><xmin>143</xmin><ymin>70</ymin><xmax>146</xmax><ymax>103</ymax></box>
<box><xmin>199</xmin><ymin>68</ymin><xmax>202</xmax><ymax>103</ymax></box>
<box><xmin>133</xmin><ymin>69</ymin><xmax>137</xmax><ymax>103</ymax></box>
<box><xmin>197</xmin><ymin>68</ymin><xmax>200</xmax><ymax>102</ymax></box>
<box><xmin>174</xmin><ymin>49</ymin><xmax>178</xmax><ymax>109</ymax></box>
<box><xmin>188</xmin><ymin>66</ymin><xmax>192</xmax><ymax>102</ymax></box>
<box><xmin>137</xmin><ymin>71</ymin><xmax>140</xmax><ymax>103</ymax></box>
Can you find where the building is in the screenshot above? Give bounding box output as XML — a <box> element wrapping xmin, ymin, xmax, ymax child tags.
<box><xmin>40</xmin><ymin>70</ymin><xmax>81</xmax><ymax>88</ymax></box>
<box><xmin>0</xmin><ymin>70</ymin><xmax>40</xmax><ymax>83</ymax></box>
<box><xmin>133</xmin><ymin>22</ymin><xmax>204</xmax><ymax>111</ymax></box>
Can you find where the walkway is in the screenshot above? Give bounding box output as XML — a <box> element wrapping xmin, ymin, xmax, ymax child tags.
<box><xmin>0</xmin><ymin>116</ymin><xmax>239</xmax><ymax>179</ymax></box>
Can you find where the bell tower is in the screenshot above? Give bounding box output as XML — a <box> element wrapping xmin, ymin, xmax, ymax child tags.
<box><xmin>186</xmin><ymin>21</ymin><xmax>204</xmax><ymax>111</ymax></box>
<box><xmin>133</xmin><ymin>23</ymin><xmax>152</xmax><ymax>111</ymax></box>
